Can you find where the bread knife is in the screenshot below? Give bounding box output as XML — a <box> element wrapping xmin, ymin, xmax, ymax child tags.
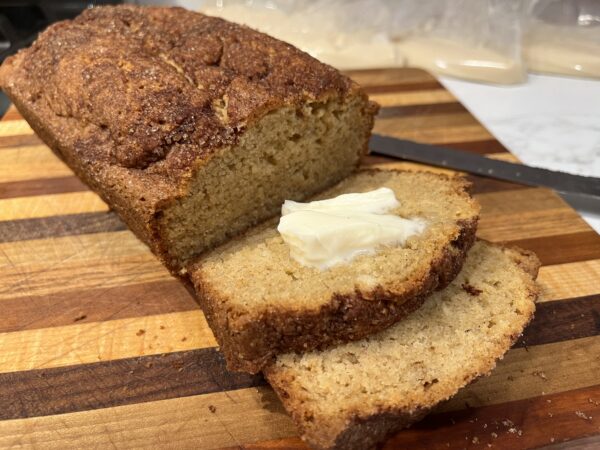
<box><xmin>370</xmin><ymin>134</ymin><xmax>600</xmax><ymax>199</ymax></box>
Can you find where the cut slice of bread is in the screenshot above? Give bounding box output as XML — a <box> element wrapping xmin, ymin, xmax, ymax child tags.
<box><xmin>190</xmin><ymin>169</ymin><xmax>480</xmax><ymax>373</ymax></box>
<box><xmin>264</xmin><ymin>241</ymin><xmax>540</xmax><ymax>450</ymax></box>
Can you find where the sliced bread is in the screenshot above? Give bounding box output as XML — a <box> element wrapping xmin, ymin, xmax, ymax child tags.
<box><xmin>190</xmin><ymin>169</ymin><xmax>480</xmax><ymax>373</ymax></box>
<box><xmin>264</xmin><ymin>241</ymin><xmax>540</xmax><ymax>450</ymax></box>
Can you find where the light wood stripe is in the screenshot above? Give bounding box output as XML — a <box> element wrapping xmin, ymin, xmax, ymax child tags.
<box><xmin>0</xmin><ymin>310</ymin><xmax>216</xmax><ymax>374</ymax></box>
<box><xmin>0</xmin><ymin>146</ymin><xmax>72</xmax><ymax>183</ymax></box>
<box><xmin>510</xmin><ymin>231</ymin><xmax>600</xmax><ymax>266</ymax></box>
<box><xmin>538</xmin><ymin>259</ymin><xmax>600</xmax><ymax>302</ymax></box>
<box><xmin>369</xmin><ymin>89</ymin><xmax>456</xmax><ymax>107</ymax></box>
<box><xmin>0</xmin><ymin>231</ymin><xmax>170</xmax><ymax>300</ymax></box>
<box><xmin>0</xmin><ymin>120</ymin><xmax>33</xmax><ymax>137</ymax></box>
<box><xmin>439</xmin><ymin>335</ymin><xmax>600</xmax><ymax>412</ymax></box>
<box><xmin>476</xmin><ymin>188</ymin><xmax>566</xmax><ymax>214</ymax></box>
<box><xmin>475</xmin><ymin>188</ymin><xmax>591</xmax><ymax>241</ymax></box>
<box><xmin>0</xmin><ymin>191</ymin><xmax>108</xmax><ymax>221</ymax></box>
<box><xmin>0</xmin><ymin>387</ymin><xmax>296</xmax><ymax>450</ymax></box>
<box><xmin>478</xmin><ymin>208</ymin><xmax>591</xmax><ymax>242</ymax></box>
<box><xmin>377</xmin><ymin>111</ymin><xmax>481</xmax><ymax>131</ymax></box>
<box><xmin>375</xmin><ymin>122</ymin><xmax>494</xmax><ymax>145</ymax></box>
<box><xmin>487</xmin><ymin>152</ymin><xmax>521</xmax><ymax>162</ymax></box>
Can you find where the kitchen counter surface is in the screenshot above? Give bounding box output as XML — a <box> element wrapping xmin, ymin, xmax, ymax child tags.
<box><xmin>441</xmin><ymin>74</ymin><xmax>600</xmax><ymax>233</ymax></box>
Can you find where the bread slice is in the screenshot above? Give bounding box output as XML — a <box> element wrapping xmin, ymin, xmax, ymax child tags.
<box><xmin>0</xmin><ymin>5</ymin><xmax>376</xmax><ymax>273</ymax></box>
<box><xmin>190</xmin><ymin>169</ymin><xmax>480</xmax><ymax>373</ymax></box>
<box><xmin>264</xmin><ymin>241</ymin><xmax>540</xmax><ymax>450</ymax></box>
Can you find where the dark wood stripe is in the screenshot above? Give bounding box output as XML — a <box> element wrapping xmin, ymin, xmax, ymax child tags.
<box><xmin>0</xmin><ymin>176</ymin><xmax>88</xmax><ymax>199</ymax></box>
<box><xmin>0</xmin><ymin>280</ymin><xmax>197</xmax><ymax>333</ymax></box>
<box><xmin>377</xmin><ymin>102</ymin><xmax>467</xmax><ymax>119</ymax></box>
<box><xmin>443</xmin><ymin>139</ymin><xmax>510</xmax><ymax>155</ymax></box>
<box><xmin>0</xmin><ymin>133</ymin><xmax>42</xmax><ymax>148</ymax></box>
<box><xmin>246</xmin><ymin>384</ymin><xmax>600</xmax><ymax>449</ymax></box>
<box><xmin>505</xmin><ymin>231</ymin><xmax>600</xmax><ymax>266</ymax></box>
<box><xmin>384</xmin><ymin>383</ymin><xmax>600</xmax><ymax>449</ymax></box>
<box><xmin>468</xmin><ymin>174</ymin><xmax>528</xmax><ymax>195</ymax></box>
<box><xmin>0</xmin><ymin>348</ymin><xmax>265</xmax><ymax>420</ymax></box>
<box><xmin>0</xmin><ymin>211</ymin><xmax>126</xmax><ymax>243</ymax></box>
<box><xmin>1</xmin><ymin>108</ymin><xmax>24</xmax><ymax>122</ymax></box>
<box><xmin>516</xmin><ymin>294</ymin><xmax>600</xmax><ymax>349</ymax></box>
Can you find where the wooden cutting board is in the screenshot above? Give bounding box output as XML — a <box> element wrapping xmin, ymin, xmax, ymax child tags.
<box><xmin>1</xmin><ymin>68</ymin><xmax>599</xmax><ymax>449</ymax></box>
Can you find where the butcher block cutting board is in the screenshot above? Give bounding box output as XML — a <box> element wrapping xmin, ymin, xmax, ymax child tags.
<box><xmin>1</xmin><ymin>68</ymin><xmax>599</xmax><ymax>450</ymax></box>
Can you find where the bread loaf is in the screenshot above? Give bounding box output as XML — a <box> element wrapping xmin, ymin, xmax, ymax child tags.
<box><xmin>265</xmin><ymin>241</ymin><xmax>540</xmax><ymax>450</ymax></box>
<box><xmin>190</xmin><ymin>169</ymin><xmax>480</xmax><ymax>373</ymax></box>
<box><xmin>0</xmin><ymin>5</ymin><xmax>376</xmax><ymax>273</ymax></box>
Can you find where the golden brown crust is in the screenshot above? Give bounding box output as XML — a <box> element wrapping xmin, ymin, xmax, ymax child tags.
<box><xmin>0</xmin><ymin>5</ymin><xmax>355</xmax><ymax>172</ymax></box>
<box><xmin>0</xmin><ymin>5</ymin><xmax>364</xmax><ymax>272</ymax></box>
<box><xmin>190</xmin><ymin>175</ymin><xmax>480</xmax><ymax>374</ymax></box>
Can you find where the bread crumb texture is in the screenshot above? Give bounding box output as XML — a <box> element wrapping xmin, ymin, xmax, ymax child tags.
<box><xmin>191</xmin><ymin>169</ymin><xmax>480</xmax><ymax>373</ymax></box>
<box><xmin>197</xmin><ymin>170</ymin><xmax>478</xmax><ymax>311</ymax></box>
<box><xmin>265</xmin><ymin>241</ymin><xmax>540</xmax><ymax>450</ymax></box>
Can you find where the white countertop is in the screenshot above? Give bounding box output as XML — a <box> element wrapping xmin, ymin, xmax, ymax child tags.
<box><xmin>440</xmin><ymin>74</ymin><xmax>600</xmax><ymax>234</ymax></box>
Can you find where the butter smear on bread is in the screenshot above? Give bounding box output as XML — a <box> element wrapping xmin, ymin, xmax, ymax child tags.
<box><xmin>277</xmin><ymin>188</ymin><xmax>426</xmax><ymax>270</ymax></box>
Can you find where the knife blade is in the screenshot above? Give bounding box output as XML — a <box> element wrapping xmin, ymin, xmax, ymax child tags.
<box><xmin>370</xmin><ymin>134</ymin><xmax>600</xmax><ymax>199</ymax></box>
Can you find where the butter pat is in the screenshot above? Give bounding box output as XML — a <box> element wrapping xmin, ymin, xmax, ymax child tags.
<box><xmin>277</xmin><ymin>188</ymin><xmax>426</xmax><ymax>270</ymax></box>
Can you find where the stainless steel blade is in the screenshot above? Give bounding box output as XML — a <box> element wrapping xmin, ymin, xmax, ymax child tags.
<box><xmin>370</xmin><ymin>134</ymin><xmax>600</xmax><ymax>198</ymax></box>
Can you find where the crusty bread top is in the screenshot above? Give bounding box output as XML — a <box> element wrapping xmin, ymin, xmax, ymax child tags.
<box><xmin>0</xmin><ymin>5</ymin><xmax>356</xmax><ymax>175</ymax></box>
<box><xmin>192</xmin><ymin>169</ymin><xmax>479</xmax><ymax>313</ymax></box>
<box><xmin>265</xmin><ymin>241</ymin><xmax>540</xmax><ymax>450</ymax></box>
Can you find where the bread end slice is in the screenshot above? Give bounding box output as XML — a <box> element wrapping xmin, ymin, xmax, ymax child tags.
<box><xmin>191</xmin><ymin>169</ymin><xmax>480</xmax><ymax>373</ymax></box>
<box><xmin>264</xmin><ymin>241</ymin><xmax>540</xmax><ymax>450</ymax></box>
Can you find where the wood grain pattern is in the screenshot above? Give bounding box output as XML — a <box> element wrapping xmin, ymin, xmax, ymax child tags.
<box><xmin>0</xmin><ymin>295</ymin><xmax>597</xmax><ymax>422</ymax></box>
<box><xmin>0</xmin><ymin>211</ymin><xmax>126</xmax><ymax>243</ymax></box>
<box><xmin>0</xmin><ymin>311</ymin><xmax>216</xmax><ymax>373</ymax></box>
<box><xmin>386</xmin><ymin>383</ymin><xmax>600</xmax><ymax>450</ymax></box>
<box><xmin>0</xmin><ymin>231</ymin><xmax>170</xmax><ymax>301</ymax></box>
<box><xmin>0</xmin><ymin>176</ymin><xmax>88</xmax><ymax>200</ymax></box>
<box><xmin>1</xmin><ymin>68</ymin><xmax>598</xmax><ymax>449</ymax></box>
<box><xmin>0</xmin><ymin>387</ymin><xmax>296</xmax><ymax>450</ymax></box>
<box><xmin>0</xmin><ymin>133</ymin><xmax>42</xmax><ymax>149</ymax></box>
<box><xmin>515</xmin><ymin>295</ymin><xmax>600</xmax><ymax>348</ymax></box>
<box><xmin>0</xmin><ymin>349</ymin><xmax>264</xmax><ymax>420</ymax></box>
<box><xmin>0</xmin><ymin>145</ymin><xmax>76</xmax><ymax>183</ymax></box>
<box><xmin>538</xmin><ymin>259</ymin><xmax>600</xmax><ymax>301</ymax></box>
<box><xmin>0</xmin><ymin>119</ymin><xmax>32</xmax><ymax>137</ymax></box>
<box><xmin>0</xmin><ymin>280</ymin><xmax>196</xmax><ymax>333</ymax></box>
